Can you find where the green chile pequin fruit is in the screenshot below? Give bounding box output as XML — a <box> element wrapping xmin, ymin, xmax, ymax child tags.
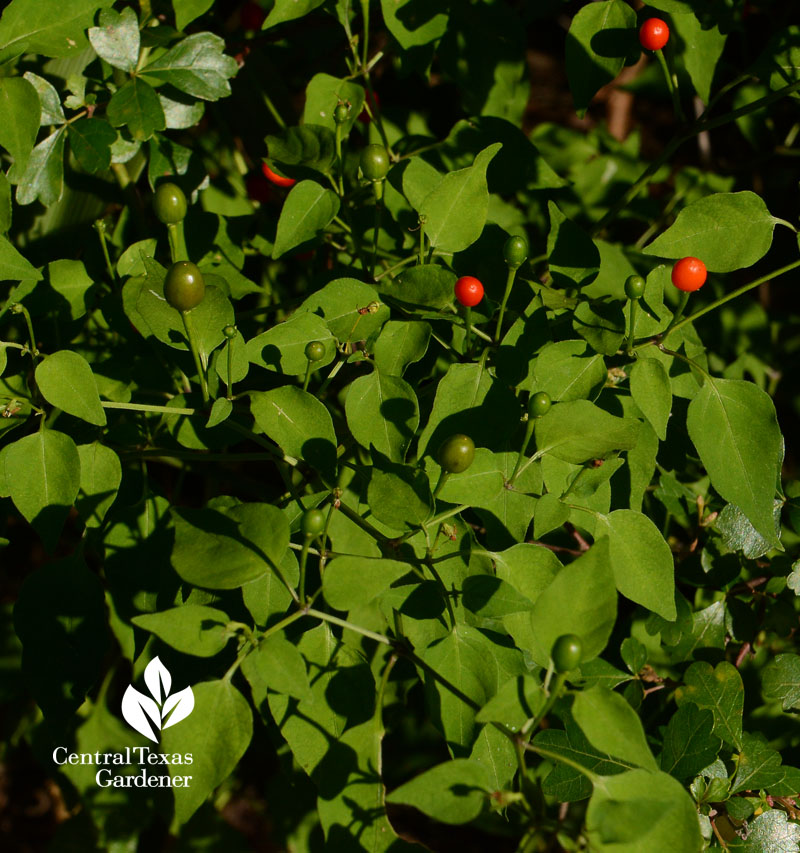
<box><xmin>305</xmin><ymin>341</ymin><xmax>326</xmax><ymax>362</ymax></box>
<box><xmin>438</xmin><ymin>434</ymin><xmax>475</xmax><ymax>474</ymax></box>
<box><xmin>164</xmin><ymin>261</ymin><xmax>205</xmax><ymax>312</ymax></box>
<box><xmin>624</xmin><ymin>274</ymin><xmax>646</xmax><ymax>300</ymax></box>
<box><xmin>551</xmin><ymin>634</ymin><xmax>582</xmax><ymax>672</ymax></box>
<box><xmin>360</xmin><ymin>144</ymin><xmax>390</xmax><ymax>181</ymax></box>
<box><xmin>529</xmin><ymin>391</ymin><xmax>552</xmax><ymax>419</ymax></box>
<box><xmin>153</xmin><ymin>182</ymin><xmax>187</xmax><ymax>225</ymax></box>
<box><xmin>301</xmin><ymin>508</ymin><xmax>326</xmax><ymax>537</ymax></box>
<box><xmin>503</xmin><ymin>235</ymin><xmax>529</xmax><ymax>268</ymax></box>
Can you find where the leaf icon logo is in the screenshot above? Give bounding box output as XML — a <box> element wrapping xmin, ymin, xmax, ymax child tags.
<box><xmin>121</xmin><ymin>657</ymin><xmax>195</xmax><ymax>742</ymax></box>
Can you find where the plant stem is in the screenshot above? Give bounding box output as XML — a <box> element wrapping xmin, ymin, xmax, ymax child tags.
<box><xmin>337</xmin><ymin>501</ymin><xmax>389</xmax><ymax>543</ymax></box>
<box><xmin>262</xmin><ymin>91</ymin><xmax>287</xmax><ymax>130</ymax></box>
<box><xmin>335</xmin><ymin>122</ymin><xmax>346</xmax><ymax>196</ymax></box>
<box><xmin>302</xmin><ymin>359</ymin><xmax>314</xmax><ymax>392</ymax></box>
<box><xmin>625</xmin><ymin>299</ymin><xmax>638</xmax><ymax>355</ymax></box>
<box><xmin>463</xmin><ymin>306</ymin><xmax>472</xmax><ymax>353</ymax></box>
<box><xmin>11</xmin><ymin>303</ymin><xmax>39</xmax><ymax>361</ymax></box>
<box><xmin>299</xmin><ymin>536</ymin><xmax>312</xmax><ymax>602</ymax></box>
<box><xmin>94</xmin><ymin>220</ymin><xmax>116</xmax><ymax>285</ymax></box>
<box><xmin>102</xmin><ymin>401</ymin><xmax>197</xmax><ymax>416</ymax></box>
<box><xmin>510</xmin><ymin>418</ymin><xmax>535</xmax><ymax>484</ymax></box>
<box><xmin>433</xmin><ymin>469</ymin><xmax>450</xmax><ymax>499</ymax></box>
<box><xmin>661</xmin><ymin>290</ymin><xmax>690</xmax><ymax>342</ymax></box>
<box><xmin>180</xmin><ymin>309</ymin><xmax>209</xmax><ymax>404</ymax></box>
<box><xmin>495</xmin><ymin>266</ymin><xmax>518</xmax><ymax>342</ymax></box>
<box><xmin>167</xmin><ymin>221</ymin><xmax>188</xmax><ymax>263</ymax></box>
<box><xmin>371</xmin><ymin>188</ymin><xmax>382</xmax><ymax>279</ymax></box>
<box><xmin>307</xmin><ymin>608</ymin><xmax>393</xmax><ymax>645</ymax></box>
<box><xmin>656</xmin><ymin>48</ymin><xmax>684</xmax><ymax>123</ymax></box>
<box><xmin>374</xmin><ymin>253</ymin><xmax>416</xmax><ymax>281</ymax></box>
<box><xmin>226</xmin><ymin>338</ymin><xmax>234</xmax><ymax>399</ymax></box>
<box><xmin>418</xmin><ymin>218</ymin><xmax>426</xmax><ymax>266</ymax></box>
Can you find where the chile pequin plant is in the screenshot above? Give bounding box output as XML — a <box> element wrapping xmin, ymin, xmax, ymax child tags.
<box><xmin>3</xmin><ymin>0</ymin><xmax>800</xmax><ymax>851</ymax></box>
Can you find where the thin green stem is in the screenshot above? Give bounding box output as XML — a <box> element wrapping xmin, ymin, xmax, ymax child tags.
<box><xmin>463</xmin><ymin>306</ymin><xmax>472</xmax><ymax>354</ymax></box>
<box><xmin>11</xmin><ymin>304</ymin><xmax>39</xmax><ymax>361</ymax></box>
<box><xmin>180</xmin><ymin>309</ymin><xmax>209</xmax><ymax>404</ymax></box>
<box><xmin>299</xmin><ymin>536</ymin><xmax>312</xmax><ymax>603</ymax></box>
<box><xmin>656</xmin><ymin>48</ymin><xmax>684</xmax><ymax>123</ymax></box>
<box><xmin>262</xmin><ymin>91</ymin><xmax>287</xmax><ymax>130</ymax></box>
<box><xmin>374</xmin><ymin>253</ymin><xmax>416</xmax><ymax>282</ymax></box>
<box><xmin>226</xmin><ymin>338</ymin><xmax>234</xmax><ymax>399</ymax></box>
<box><xmin>335</xmin><ymin>122</ymin><xmax>346</xmax><ymax>196</ymax></box>
<box><xmin>661</xmin><ymin>290</ymin><xmax>690</xmax><ymax>343</ymax></box>
<box><xmin>337</xmin><ymin>501</ymin><xmax>389</xmax><ymax>543</ymax></box>
<box><xmin>167</xmin><ymin>221</ymin><xmax>188</xmax><ymax>263</ymax></box>
<box><xmin>495</xmin><ymin>266</ymin><xmax>519</xmax><ymax>342</ymax></box>
<box><xmin>510</xmin><ymin>418</ymin><xmax>535</xmax><ymax>484</ymax></box>
<box><xmin>658</xmin><ymin>345</ymin><xmax>711</xmax><ymax>378</ymax></box>
<box><xmin>625</xmin><ymin>299</ymin><xmax>638</xmax><ymax>355</ymax></box>
<box><xmin>433</xmin><ymin>469</ymin><xmax>450</xmax><ymax>500</ymax></box>
<box><xmin>102</xmin><ymin>400</ymin><xmax>197</xmax><ymax>416</ymax></box>
<box><xmin>307</xmin><ymin>608</ymin><xmax>393</xmax><ymax>645</ymax></box>
<box><xmin>94</xmin><ymin>220</ymin><xmax>116</xmax><ymax>285</ymax></box>
<box><xmin>371</xmin><ymin>191</ymin><xmax>382</xmax><ymax>279</ymax></box>
<box><xmin>225</xmin><ymin>420</ymin><xmax>298</xmax><ymax>466</ymax></box>
<box><xmin>302</xmin><ymin>360</ymin><xmax>313</xmax><ymax>392</ymax></box>
<box><xmin>525</xmin><ymin>743</ymin><xmax>598</xmax><ymax>783</ymax></box>
<box><xmin>418</xmin><ymin>218</ymin><xmax>426</xmax><ymax>266</ymax></box>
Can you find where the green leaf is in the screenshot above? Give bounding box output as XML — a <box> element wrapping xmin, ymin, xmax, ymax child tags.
<box><xmin>672</xmin><ymin>13</ymin><xmax>727</xmax><ymax>105</ymax></box>
<box><xmin>272</xmin><ymin>180</ymin><xmax>340</xmax><ymax>258</ymax></box>
<box><xmin>419</xmin><ymin>143</ymin><xmax>501</xmax><ymax>253</ymax></box>
<box><xmin>547</xmin><ymin>201</ymin><xmax>600</xmax><ymax>289</ymax></box>
<box><xmin>373</xmin><ymin>320</ymin><xmax>431</xmax><ymax>376</ymax></box>
<box><xmin>345</xmin><ymin>369</ymin><xmax>419</xmax><ymax>462</ymax></box>
<box><xmin>367</xmin><ymin>463</ymin><xmax>432</xmax><ymax>532</ymax></box>
<box><xmin>659</xmin><ymin>703</ymin><xmax>721</xmax><ymax>780</ymax></box>
<box><xmin>143</xmin><ymin>33</ymin><xmax>238</xmax><ymax>101</ymax></box>
<box><xmin>161</xmin><ymin>680</ymin><xmax>252</xmax><ymax>824</ymax></box>
<box><xmin>586</xmin><ymin>769</ymin><xmax>703</xmax><ymax>853</ymax></box>
<box><xmin>132</xmin><ymin>605</ymin><xmax>232</xmax><ymax>657</ymax></box>
<box><xmin>267</xmin><ymin>624</ymin><xmax>374</xmax><ymax>775</ymax></box>
<box><xmin>421</xmin><ymin>625</ymin><xmax>507</xmax><ymax>752</ymax></box>
<box><xmin>687</xmin><ymin>377</ymin><xmax>782</xmax><ymax>546</ymax></box>
<box><xmin>0</xmin><ymin>172</ymin><xmax>10</xmax><ymax>232</ymax></box>
<box><xmin>417</xmin><ymin>362</ymin><xmax>519</xmax><ymax>457</ymax></box>
<box><xmin>675</xmin><ymin>661</ymin><xmax>744</xmax><ymax>751</ymax></box>
<box><xmin>643</xmin><ymin>192</ymin><xmax>779</xmax><ymax>272</ymax></box>
<box><xmin>565</xmin><ymin>0</ymin><xmax>637</xmax><ymax>117</ymax></box>
<box><xmin>518</xmin><ymin>539</ymin><xmax>616</xmax><ymax>668</ymax></box>
<box><xmin>596</xmin><ymin>509</ymin><xmax>676</xmax><ymax>620</ymax></box>
<box><xmin>46</xmin><ymin>259</ymin><xmax>94</xmax><ymax>320</ymax></box>
<box><xmin>730</xmin><ymin>734</ymin><xmax>787</xmax><ymax>795</ymax></box>
<box><xmin>380</xmin><ymin>0</ymin><xmax>448</xmax><ymax>49</ymax></box>
<box><xmin>299</xmin><ymin>278</ymin><xmax>388</xmax><ymax>343</ymax></box>
<box><xmin>0</xmin><ymin>0</ymin><xmax>113</xmax><ymax>60</ymax></box>
<box><xmin>387</xmin><ymin>759</ymin><xmax>491</xmax><ymax>825</ymax></box>
<box><xmin>762</xmin><ymin>653</ymin><xmax>800</xmax><ymax>711</ymax></box>
<box><xmin>15</xmin><ymin>126</ymin><xmax>66</xmax><ymax>206</ymax></box>
<box><xmin>263</xmin><ymin>0</ymin><xmax>326</xmax><ymax>29</ymax></box>
<box><xmin>0</xmin><ymin>235</ymin><xmax>42</xmax><ymax>281</ymax></box>
<box><xmin>171</xmin><ymin>502</ymin><xmax>290</xmax><ymax>589</ymax></box>
<box><xmin>13</xmin><ymin>556</ymin><xmax>108</xmax><ymax>723</ymax></box>
<box><xmin>730</xmin><ymin>810</ymin><xmax>800</xmax><ymax>852</ymax></box>
<box><xmin>302</xmin><ymin>73</ymin><xmax>364</xmax><ymax>134</ymax></box>
<box><xmin>629</xmin><ymin>358</ymin><xmax>671</xmax><ymax>440</ymax></box>
<box><xmin>572</xmin><ymin>300</ymin><xmax>625</xmax><ymax>356</ymax></box>
<box><xmin>573</xmin><ymin>687</ymin><xmax>659</xmax><ymax>771</ymax></box>
<box><xmin>107</xmin><ymin>78</ymin><xmax>166</xmax><ymax>142</ymax></box>
<box><xmin>173</xmin><ymin>0</ymin><xmax>215</xmax><ymax>31</ymax></box>
<box><xmin>6</xmin><ymin>429</ymin><xmax>81</xmax><ymax>552</ymax></box>
<box><xmin>534</xmin><ymin>493</ymin><xmax>570</xmax><ymax>538</ymax></box>
<box><xmin>0</xmin><ymin>77</ymin><xmax>39</xmax><ymax>173</ymax></box>
<box><xmin>250</xmin><ymin>386</ymin><xmax>338</xmax><ymax>482</ymax></box>
<box><xmin>22</xmin><ymin>72</ymin><xmax>64</xmax><ymax>126</ymax></box>
<box><xmin>67</xmin><ymin>117</ymin><xmax>117</xmax><ymax>173</ymax></box>
<box><xmin>324</xmin><ymin>555</ymin><xmax>411</xmax><ymax>611</ymax></box>
<box><xmin>35</xmin><ymin>350</ymin><xmax>106</xmax><ymax>426</ymax></box>
<box><xmin>476</xmin><ymin>674</ymin><xmax>544</xmax><ymax>729</ymax></box>
<box><xmin>716</xmin><ymin>500</ymin><xmax>782</xmax><ymax>560</ymax></box>
<box><xmin>241</xmin><ymin>635</ymin><xmax>312</xmax><ymax>702</ymax></box>
<box><xmin>88</xmin><ymin>7</ymin><xmax>140</xmax><ymax>72</ymax></box>
<box><xmin>246</xmin><ymin>311</ymin><xmax>336</xmax><ymax>376</ymax></box>
<box><xmin>463</xmin><ymin>575</ymin><xmax>534</xmax><ymax>619</ymax></box>
<box><xmin>76</xmin><ymin>442</ymin><xmax>121</xmax><ymax>528</ymax></box>
<box><xmin>535</xmin><ymin>400</ymin><xmax>640</xmax><ymax>464</ymax></box>
<box><xmin>401</xmin><ymin>156</ymin><xmax>443</xmax><ymax>210</ymax></box>
<box><xmin>265</xmin><ymin>124</ymin><xmax>336</xmax><ymax>175</ymax></box>
<box><xmin>378</xmin><ymin>264</ymin><xmax>456</xmax><ymax>311</ymax></box>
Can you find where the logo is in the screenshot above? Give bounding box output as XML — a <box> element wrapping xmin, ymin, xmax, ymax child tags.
<box><xmin>121</xmin><ymin>656</ymin><xmax>195</xmax><ymax>742</ymax></box>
